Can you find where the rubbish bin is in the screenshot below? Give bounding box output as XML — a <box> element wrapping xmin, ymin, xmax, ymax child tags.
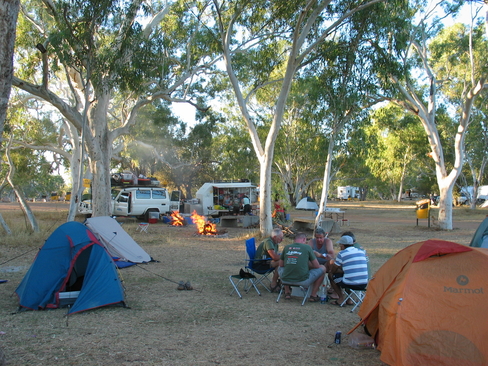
<box><xmin>416</xmin><ymin>198</ymin><xmax>430</xmax><ymax>227</ymax></box>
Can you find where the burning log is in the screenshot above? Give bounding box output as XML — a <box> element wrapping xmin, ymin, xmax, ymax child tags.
<box><xmin>191</xmin><ymin>210</ymin><xmax>218</xmax><ymax>235</ymax></box>
<box><xmin>170</xmin><ymin>211</ymin><xmax>187</xmax><ymax>226</ymax></box>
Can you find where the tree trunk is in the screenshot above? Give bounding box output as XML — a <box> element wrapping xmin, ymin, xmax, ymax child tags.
<box><xmin>259</xmin><ymin>152</ymin><xmax>274</xmax><ymax>235</ymax></box>
<box><xmin>397</xmin><ymin>152</ymin><xmax>408</xmax><ymax>202</ymax></box>
<box><xmin>0</xmin><ymin>0</ymin><xmax>20</xmax><ymax>136</ymax></box>
<box><xmin>5</xmin><ymin>137</ymin><xmax>39</xmax><ymax>232</ymax></box>
<box><xmin>0</xmin><ymin>213</ymin><xmax>12</xmax><ymax>235</ymax></box>
<box><xmin>437</xmin><ymin>180</ymin><xmax>454</xmax><ymax>229</ymax></box>
<box><xmin>86</xmin><ymin>93</ymin><xmax>113</xmax><ymax>217</ymax></box>
<box><xmin>315</xmin><ymin>128</ymin><xmax>336</xmax><ymax>228</ymax></box>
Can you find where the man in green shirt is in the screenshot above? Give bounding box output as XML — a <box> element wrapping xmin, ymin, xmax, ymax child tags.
<box><xmin>254</xmin><ymin>228</ymin><xmax>283</xmax><ymax>292</ymax></box>
<box><xmin>279</xmin><ymin>232</ymin><xmax>326</xmax><ymax>302</ymax></box>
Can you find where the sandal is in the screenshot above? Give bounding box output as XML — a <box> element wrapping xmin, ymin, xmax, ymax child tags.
<box><xmin>185</xmin><ymin>281</ymin><xmax>193</xmax><ymax>290</ymax></box>
<box><xmin>284</xmin><ymin>292</ymin><xmax>292</xmax><ymax>300</ymax></box>
<box><xmin>309</xmin><ymin>295</ymin><xmax>320</xmax><ymax>303</ymax></box>
<box><xmin>177</xmin><ymin>281</ymin><xmax>185</xmax><ymax>290</ymax></box>
<box><xmin>270</xmin><ymin>283</ymin><xmax>281</xmax><ymax>293</ymax></box>
<box><xmin>330</xmin><ymin>300</ymin><xmax>343</xmax><ymax>306</ymax></box>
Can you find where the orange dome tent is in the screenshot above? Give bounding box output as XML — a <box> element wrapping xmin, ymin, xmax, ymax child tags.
<box><xmin>351</xmin><ymin>239</ymin><xmax>488</xmax><ymax>366</ymax></box>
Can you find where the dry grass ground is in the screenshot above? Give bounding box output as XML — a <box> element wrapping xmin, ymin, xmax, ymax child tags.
<box><xmin>0</xmin><ymin>201</ymin><xmax>486</xmax><ymax>366</ymax></box>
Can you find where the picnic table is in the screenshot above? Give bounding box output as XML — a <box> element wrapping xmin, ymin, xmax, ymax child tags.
<box><xmin>220</xmin><ymin>215</ymin><xmax>259</xmax><ymax>228</ymax></box>
<box><xmin>323</xmin><ymin>207</ymin><xmax>346</xmax><ymax>221</ymax></box>
<box><xmin>292</xmin><ymin>217</ymin><xmax>341</xmax><ymax>234</ymax></box>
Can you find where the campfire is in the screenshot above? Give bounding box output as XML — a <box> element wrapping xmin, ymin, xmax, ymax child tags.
<box><xmin>191</xmin><ymin>210</ymin><xmax>218</xmax><ymax>235</ymax></box>
<box><xmin>170</xmin><ymin>211</ymin><xmax>186</xmax><ymax>226</ymax></box>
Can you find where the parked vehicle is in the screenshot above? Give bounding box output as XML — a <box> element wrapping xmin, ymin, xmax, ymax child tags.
<box><xmin>78</xmin><ymin>174</ymin><xmax>180</xmax><ymax>220</ymax></box>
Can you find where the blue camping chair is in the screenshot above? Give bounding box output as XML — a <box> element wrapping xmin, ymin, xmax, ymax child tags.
<box><xmin>244</xmin><ymin>237</ymin><xmax>275</xmax><ymax>292</ymax></box>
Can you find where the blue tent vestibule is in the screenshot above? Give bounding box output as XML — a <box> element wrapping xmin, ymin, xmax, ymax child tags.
<box><xmin>16</xmin><ymin>221</ymin><xmax>126</xmax><ymax>314</ymax></box>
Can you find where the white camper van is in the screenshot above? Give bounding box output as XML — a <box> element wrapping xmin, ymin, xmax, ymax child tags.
<box><xmin>79</xmin><ymin>186</ymin><xmax>180</xmax><ymax>221</ymax></box>
<box><xmin>196</xmin><ymin>181</ymin><xmax>257</xmax><ymax>216</ymax></box>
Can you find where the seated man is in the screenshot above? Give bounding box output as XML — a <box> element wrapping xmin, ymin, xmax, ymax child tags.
<box><xmin>254</xmin><ymin>228</ymin><xmax>284</xmax><ymax>292</ymax></box>
<box><xmin>279</xmin><ymin>232</ymin><xmax>326</xmax><ymax>302</ymax></box>
<box><xmin>308</xmin><ymin>227</ymin><xmax>334</xmax><ymax>268</ymax></box>
<box><xmin>341</xmin><ymin>230</ymin><xmax>371</xmax><ymax>279</ymax></box>
<box><xmin>328</xmin><ymin>235</ymin><xmax>368</xmax><ymax>306</ymax></box>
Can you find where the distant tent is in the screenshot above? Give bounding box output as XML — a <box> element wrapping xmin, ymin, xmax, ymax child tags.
<box><xmin>295</xmin><ymin>197</ymin><xmax>318</xmax><ymax>211</ymax></box>
<box><xmin>85</xmin><ymin>216</ymin><xmax>151</xmax><ymax>263</ymax></box>
<box><xmin>351</xmin><ymin>239</ymin><xmax>488</xmax><ymax>366</ymax></box>
<box><xmin>16</xmin><ymin>222</ymin><xmax>126</xmax><ymax>314</ymax></box>
<box><xmin>469</xmin><ymin>217</ymin><xmax>488</xmax><ymax>248</ymax></box>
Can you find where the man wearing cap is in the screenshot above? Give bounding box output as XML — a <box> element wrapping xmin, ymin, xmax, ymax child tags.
<box><xmin>328</xmin><ymin>235</ymin><xmax>368</xmax><ymax>305</ymax></box>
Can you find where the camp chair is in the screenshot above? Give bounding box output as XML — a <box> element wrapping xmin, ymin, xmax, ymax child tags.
<box><xmin>229</xmin><ymin>269</ymin><xmax>261</xmax><ymax>299</ymax></box>
<box><xmin>136</xmin><ymin>222</ymin><xmax>149</xmax><ymax>233</ymax></box>
<box><xmin>244</xmin><ymin>237</ymin><xmax>275</xmax><ymax>292</ymax></box>
<box><xmin>339</xmin><ymin>283</ymin><xmax>367</xmax><ymax>312</ymax></box>
<box><xmin>276</xmin><ymin>283</ymin><xmax>312</xmax><ymax>306</ymax></box>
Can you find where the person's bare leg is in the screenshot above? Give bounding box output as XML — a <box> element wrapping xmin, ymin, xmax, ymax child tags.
<box><xmin>271</xmin><ymin>261</ymin><xmax>279</xmax><ymax>288</ymax></box>
<box><xmin>328</xmin><ymin>272</ymin><xmax>344</xmax><ymax>303</ymax></box>
<box><xmin>311</xmin><ymin>266</ymin><xmax>326</xmax><ymax>297</ymax></box>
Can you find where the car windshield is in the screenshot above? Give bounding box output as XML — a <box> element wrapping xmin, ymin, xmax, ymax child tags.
<box><xmin>111</xmin><ymin>189</ymin><xmax>120</xmax><ymax>200</ymax></box>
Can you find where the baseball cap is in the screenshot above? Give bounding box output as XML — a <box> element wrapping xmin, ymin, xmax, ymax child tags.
<box><xmin>337</xmin><ymin>235</ymin><xmax>354</xmax><ymax>245</ymax></box>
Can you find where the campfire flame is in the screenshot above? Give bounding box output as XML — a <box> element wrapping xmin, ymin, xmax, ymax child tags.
<box><xmin>170</xmin><ymin>211</ymin><xmax>186</xmax><ymax>226</ymax></box>
<box><xmin>191</xmin><ymin>210</ymin><xmax>217</xmax><ymax>235</ymax></box>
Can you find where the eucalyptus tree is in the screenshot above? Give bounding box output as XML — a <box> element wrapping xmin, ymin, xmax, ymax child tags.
<box><xmin>273</xmin><ymin>93</ymin><xmax>328</xmax><ymax>207</ymax></box>
<box><xmin>12</xmin><ymin>0</ymin><xmax>220</xmax><ymax>217</ymax></box>
<box><xmin>463</xmin><ymin>96</ymin><xmax>488</xmax><ymax>207</ymax></box>
<box><xmin>208</xmin><ymin>0</ymin><xmax>397</xmax><ymax>235</ymax></box>
<box><xmin>365</xmin><ymin>104</ymin><xmax>429</xmax><ymax>201</ymax></box>
<box><xmin>371</xmin><ymin>3</ymin><xmax>488</xmax><ymax>229</ymax></box>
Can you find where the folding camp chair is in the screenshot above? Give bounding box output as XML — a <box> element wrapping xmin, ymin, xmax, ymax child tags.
<box><xmin>244</xmin><ymin>238</ymin><xmax>275</xmax><ymax>292</ymax></box>
<box><xmin>339</xmin><ymin>283</ymin><xmax>367</xmax><ymax>312</ymax></box>
<box><xmin>276</xmin><ymin>283</ymin><xmax>312</xmax><ymax>306</ymax></box>
<box><xmin>229</xmin><ymin>269</ymin><xmax>261</xmax><ymax>299</ymax></box>
<box><xmin>136</xmin><ymin>222</ymin><xmax>149</xmax><ymax>233</ymax></box>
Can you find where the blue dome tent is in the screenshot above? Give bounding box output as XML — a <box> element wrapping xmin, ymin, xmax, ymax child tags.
<box><xmin>15</xmin><ymin>221</ymin><xmax>126</xmax><ymax>314</ymax></box>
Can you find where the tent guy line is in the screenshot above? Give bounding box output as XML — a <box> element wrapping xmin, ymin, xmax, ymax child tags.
<box><xmin>134</xmin><ymin>264</ymin><xmax>203</xmax><ymax>293</ymax></box>
<box><xmin>0</xmin><ymin>248</ymin><xmax>38</xmax><ymax>267</ymax></box>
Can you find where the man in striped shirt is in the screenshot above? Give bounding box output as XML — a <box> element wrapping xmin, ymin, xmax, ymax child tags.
<box><xmin>328</xmin><ymin>235</ymin><xmax>368</xmax><ymax>306</ymax></box>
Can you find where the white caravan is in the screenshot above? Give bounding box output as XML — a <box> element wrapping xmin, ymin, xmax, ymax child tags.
<box><xmin>337</xmin><ymin>186</ymin><xmax>359</xmax><ymax>200</ymax></box>
<box><xmin>196</xmin><ymin>181</ymin><xmax>257</xmax><ymax>216</ymax></box>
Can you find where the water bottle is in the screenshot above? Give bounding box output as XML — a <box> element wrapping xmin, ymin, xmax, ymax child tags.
<box><xmin>319</xmin><ymin>284</ymin><xmax>326</xmax><ymax>304</ymax></box>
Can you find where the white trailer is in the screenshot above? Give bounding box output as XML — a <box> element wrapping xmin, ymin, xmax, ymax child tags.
<box><xmin>337</xmin><ymin>186</ymin><xmax>359</xmax><ymax>200</ymax></box>
<box><xmin>478</xmin><ymin>185</ymin><xmax>488</xmax><ymax>201</ymax></box>
<box><xmin>196</xmin><ymin>181</ymin><xmax>257</xmax><ymax>216</ymax></box>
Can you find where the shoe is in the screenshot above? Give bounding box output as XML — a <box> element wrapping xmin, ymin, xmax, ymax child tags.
<box><xmin>177</xmin><ymin>281</ymin><xmax>185</xmax><ymax>290</ymax></box>
<box><xmin>284</xmin><ymin>292</ymin><xmax>292</xmax><ymax>300</ymax></box>
<box><xmin>309</xmin><ymin>295</ymin><xmax>320</xmax><ymax>303</ymax></box>
<box><xmin>270</xmin><ymin>283</ymin><xmax>281</xmax><ymax>293</ymax></box>
<box><xmin>185</xmin><ymin>281</ymin><xmax>193</xmax><ymax>290</ymax></box>
<box><xmin>330</xmin><ymin>300</ymin><xmax>343</xmax><ymax>306</ymax></box>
